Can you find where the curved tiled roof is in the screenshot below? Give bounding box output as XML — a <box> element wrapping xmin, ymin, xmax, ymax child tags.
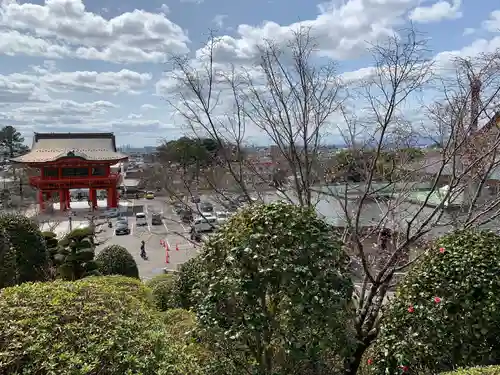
<box><xmin>12</xmin><ymin>132</ymin><xmax>128</xmax><ymax>163</ymax></box>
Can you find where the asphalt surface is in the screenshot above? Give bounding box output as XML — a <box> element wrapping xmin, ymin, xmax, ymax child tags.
<box><xmin>95</xmin><ymin>195</ymin><xmax>227</xmax><ymax>280</ymax></box>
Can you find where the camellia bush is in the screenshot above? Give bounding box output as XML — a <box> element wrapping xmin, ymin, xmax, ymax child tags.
<box><xmin>195</xmin><ymin>201</ymin><xmax>354</xmax><ymax>375</ymax></box>
<box><xmin>0</xmin><ymin>276</ymin><xmax>202</xmax><ymax>375</ymax></box>
<box><xmin>96</xmin><ymin>244</ymin><xmax>139</xmax><ymax>279</ymax></box>
<box><xmin>0</xmin><ymin>213</ymin><xmax>50</xmax><ymax>288</ymax></box>
<box><xmin>367</xmin><ymin>230</ymin><xmax>500</xmax><ymax>375</ymax></box>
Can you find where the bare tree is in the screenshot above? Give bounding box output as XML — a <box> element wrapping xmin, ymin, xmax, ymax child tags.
<box><xmin>335</xmin><ymin>34</ymin><xmax>500</xmax><ymax>374</ymax></box>
<box><xmin>161</xmin><ymin>26</ymin><xmax>500</xmax><ymax>375</ymax></box>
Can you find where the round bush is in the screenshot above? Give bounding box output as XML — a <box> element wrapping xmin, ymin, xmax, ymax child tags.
<box><xmin>196</xmin><ymin>201</ymin><xmax>353</xmax><ymax>373</ymax></box>
<box><xmin>368</xmin><ymin>230</ymin><xmax>500</xmax><ymax>374</ymax></box>
<box><xmin>0</xmin><ymin>213</ymin><xmax>50</xmax><ymax>287</ymax></box>
<box><xmin>145</xmin><ymin>273</ymin><xmax>179</xmax><ymax>311</ymax></box>
<box><xmin>0</xmin><ymin>276</ymin><xmax>200</xmax><ymax>374</ymax></box>
<box><xmin>96</xmin><ymin>244</ymin><xmax>139</xmax><ymax>278</ymax></box>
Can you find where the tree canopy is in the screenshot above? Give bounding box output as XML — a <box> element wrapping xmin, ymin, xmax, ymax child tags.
<box><xmin>0</xmin><ymin>126</ymin><xmax>28</xmax><ymax>158</ymax></box>
<box><xmin>157</xmin><ymin>137</ymin><xmax>221</xmax><ymax>168</ymax></box>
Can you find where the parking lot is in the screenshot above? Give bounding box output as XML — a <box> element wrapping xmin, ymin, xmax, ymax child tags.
<box><xmin>95</xmin><ymin>195</ymin><xmax>228</xmax><ymax>280</ymax></box>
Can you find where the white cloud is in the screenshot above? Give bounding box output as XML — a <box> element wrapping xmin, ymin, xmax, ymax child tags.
<box><xmin>463</xmin><ymin>27</ymin><xmax>475</xmax><ymax>36</ymax></box>
<box><xmin>128</xmin><ymin>113</ymin><xmax>143</xmax><ymax>119</ymax></box>
<box><xmin>179</xmin><ymin>0</ymin><xmax>204</xmax><ymax>3</ymax></box>
<box><xmin>195</xmin><ymin>0</ymin><xmax>421</xmax><ymax>64</ymax></box>
<box><xmin>140</xmin><ymin>104</ymin><xmax>157</xmax><ymax>110</ymax></box>
<box><xmin>2</xmin><ymin>99</ymin><xmax>118</xmax><ymax>128</ymax></box>
<box><xmin>483</xmin><ymin>10</ymin><xmax>500</xmax><ymax>33</ymax></box>
<box><xmin>0</xmin><ymin>68</ymin><xmax>152</xmax><ymax>96</ymax></box>
<box><xmin>212</xmin><ymin>14</ymin><xmax>227</xmax><ymax>28</ymax></box>
<box><xmin>0</xmin><ymin>0</ymin><xmax>190</xmax><ymax>63</ymax></box>
<box><xmin>39</xmin><ymin>70</ymin><xmax>152</xmax><ymax>94</ymax></box>
<box><xmin>409</xmin><ymin>0</ymin><xmax>462</xmax><ymax>23</ymax></box>
<box><xmin>159</xmin><ymin>3</ymin><xmax>170</xmax><ymax>14</ymax></box>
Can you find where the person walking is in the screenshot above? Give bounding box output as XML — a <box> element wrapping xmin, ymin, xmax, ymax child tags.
<box><xmin>140</xmin><ymin>240</ymin><xmax>147</xmax><ymax>260</ymax></box>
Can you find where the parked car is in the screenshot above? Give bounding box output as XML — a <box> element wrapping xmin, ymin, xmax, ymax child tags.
<box><xmin>199</xmin><ymin>202</ymin><xmax>214</xmax><ymax>213</ymax></box>
<box><xmin>115</xmin><ymin>221</ymin><xmax>130</xmax><ymax>235</ymax></box>
<box><xmin>192</xmin><ymin>215</ymin><xmax>217</xmax><ymax>232</ymax></box>
<box><xmin>236</xmin><ymin>195</ymin><xmax>257</xmax><ymax>204</ymax></box>
<box><xmin>145</xmin><ymin>191</ymin><xmax>155</xmax><ymax>199</ymax></box>
<box><xmin>180</xmin><ymin>209</ymin><xmax>193</xmax><ymax>223</ymax></box>
<box><xmin>215</xmin><ymin>211</ymin><xmax>230</xmax><ymax>225</ymax></box>
<box><xmin>135</xmin><ymin>212</ymin><xmax>147</xmax><ymax>226</ymax></box>
<box><xmin>151</xmin><ymin>212</ymin><xmax>162</xmax><ymax>225</ymax></box>
<box><xmin>105</xmin><ymin>208</ymin><xmax>119</xmax><ymax>218</ymax></box>
<box><xmin>191</xmin><ymin>196</ymin><xmax>201</xmax><ymax>203</ymax></box>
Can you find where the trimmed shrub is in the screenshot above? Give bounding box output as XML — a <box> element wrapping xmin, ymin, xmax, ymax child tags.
<box><xmin>0</xmin><ymin>276</ymin><xmax>202</xmax><ymax>375</ymax></box>
<box><xmin>58</xmin><ymin>226</ymin><xmax>94</xmax><ymax>247</ymax></box>
<box><xmin>368</xmin><ymin>230</ymin><xmax>500</xmax><ymax>375</ymax></box>
<box><xmin>196</xmin><ymin>201</ymin><xmax>353</xmax><ymax>374</ymax></box>
<box><xmin>56</xmin><ymin>231</ymin><xmax>100</xmax><ymax>280</ymax></box>
<box><xmin>96</xmin><ymin>244</ymin><xmax>139</xmax><ymax>278</ymax></box>
<box><xmin>161</xmin><ymin>308</ymin><xmax>197</xmax><ymax>341</ymax></box>
<box><xmin>175</xmin><ymin>256</ymin><xmax>205</xmax><ymax>309</ymax></box>
<box><xmin>41</xmin><ymin>231</ymin><xmax>58</xmax><ymax>258</ymax></box>
<box><xmin>0</xmin><ymin>213</ymin><xmax>50</xmax><ymax>287</ymax></box>
<box><xmin>441</xmin><ymin>366</ymin><xmax>500</xmax><ymax>375</ymax></box>
<box><xmin>146</xmin><ymin>273</ymin><xmax>179</xmax><ymax>310</ymax></box>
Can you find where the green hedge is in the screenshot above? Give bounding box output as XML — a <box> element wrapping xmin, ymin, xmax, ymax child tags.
<box><xmin>441</xmin><ymin>366</ymin><xmax>500</xmax><ymax>374</ymax></box>
<box><xmin>96</xmin><ymin>244</ymin><xmax>139</xmax><ymax>278</ymax></box>
<box><xmin>0</xmin><ymin>276</ymin><xmax>201</xmax><ymax>374</ymax></box>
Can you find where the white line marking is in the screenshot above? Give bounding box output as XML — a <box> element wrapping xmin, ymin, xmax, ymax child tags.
<box><xmin>130</xmin><ymin>222</ymin><xmax>135</xmax><ymax>236</ymax></box>
<box><xmin>147</xmin><ymin>223</ymin><xmax>151</xmax><ymax>232</ymax></box>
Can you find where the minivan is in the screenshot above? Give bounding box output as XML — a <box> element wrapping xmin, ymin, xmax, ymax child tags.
<box><xmin>151</xmin><ymin>212</ymin><xmax>162</xmax><ymax>225</ymax></box>
<box><xmin>192</xmin><ymin>216</ymin><xmax>217</xmax><ymax>232</ymax></box>
<box><xmin>135</xmin><ymin>212</ymin><xmax>147</xmax><ymax>226</ymax></box>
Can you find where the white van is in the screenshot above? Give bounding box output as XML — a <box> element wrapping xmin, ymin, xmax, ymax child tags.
<box><xmin>192</xmin><ymin>215</ymin><xmax>217</xmax><ymax>232</ymax></box>
<box><xmin>135</xmin><ymin>212</ymin><xmax>147</xmax><ymax>226</ymax></box>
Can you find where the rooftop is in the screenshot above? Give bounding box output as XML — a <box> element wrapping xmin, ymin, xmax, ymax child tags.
<box><xmin>12</xmin><ymin>132</ymin><xmax>128</xmax><ymax>164</ymax></box>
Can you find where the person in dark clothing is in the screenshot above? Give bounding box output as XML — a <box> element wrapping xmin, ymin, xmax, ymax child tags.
<box><xmin>140</xmin><ymin>240</ymin><xmax>147</xmax><ymax>259</ymax></box>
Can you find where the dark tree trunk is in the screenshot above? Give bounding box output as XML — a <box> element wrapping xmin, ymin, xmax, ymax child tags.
<box><xmin>344</xmin><ymin>341</ymin><xmax>369</xmax><ymax>375</ymax></box>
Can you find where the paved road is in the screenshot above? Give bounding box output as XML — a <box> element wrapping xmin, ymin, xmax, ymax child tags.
<box><xmin>94</xmin><ymin>196</ymin><xmax>228</xmax><ymax>280</ymax></box>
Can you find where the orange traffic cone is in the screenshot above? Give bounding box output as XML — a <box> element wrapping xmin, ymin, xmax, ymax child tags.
<box><xmin>176</xmin><ymin>243</ymin><xmax>179</xmax><ymax>251</ymax></box>
<box><xmin>165</xmin><ymin>242</ymin><xmax>169</xmax><ymax>251</ymax></box>
<box><xmin>165</xmin><ymin>250</ymin><xmax>170</xmax><ymax>264</ymax></box>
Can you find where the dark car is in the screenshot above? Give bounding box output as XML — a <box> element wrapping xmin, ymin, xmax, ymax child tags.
<box><xmin>115</xmin><ymin>221</ymin><xmax>130</xmax><ymax>235</ymax></box>
<box><xmin>180</xmin><ymin>209</ymin><xmax>193</xmax><ymax>223</ymax></box>
<box><xmin>191</xmin><ymin>196</ymin><xmax>201</xmax><ymax>203</ymax></box>
<box><xmin>151</xmin><ymin>212</ymin><xmax>162</xmax><ymax>225</ymax></box>
<box><xmin>199</xmin><ymin>202</ymin><xmax>214</xmax><ymax>213</ymax></box>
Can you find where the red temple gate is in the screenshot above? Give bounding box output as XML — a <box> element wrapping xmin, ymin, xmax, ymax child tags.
<box><xmin>13</xmin><ymin>132</ymin><xmax>128</xmax><ymax>212</ymax></box>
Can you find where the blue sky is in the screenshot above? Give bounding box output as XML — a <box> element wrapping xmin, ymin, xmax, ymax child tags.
<box><xmin>0</xmin><ymin>0</ymin><xmax>499</xmax><ymax>147</ymax></box>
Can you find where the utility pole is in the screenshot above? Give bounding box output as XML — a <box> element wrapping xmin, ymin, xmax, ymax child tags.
<box><xmin>463</xmin><ymin>73</ymin><xmax>482</xmax><ymax>212</ymax></box>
